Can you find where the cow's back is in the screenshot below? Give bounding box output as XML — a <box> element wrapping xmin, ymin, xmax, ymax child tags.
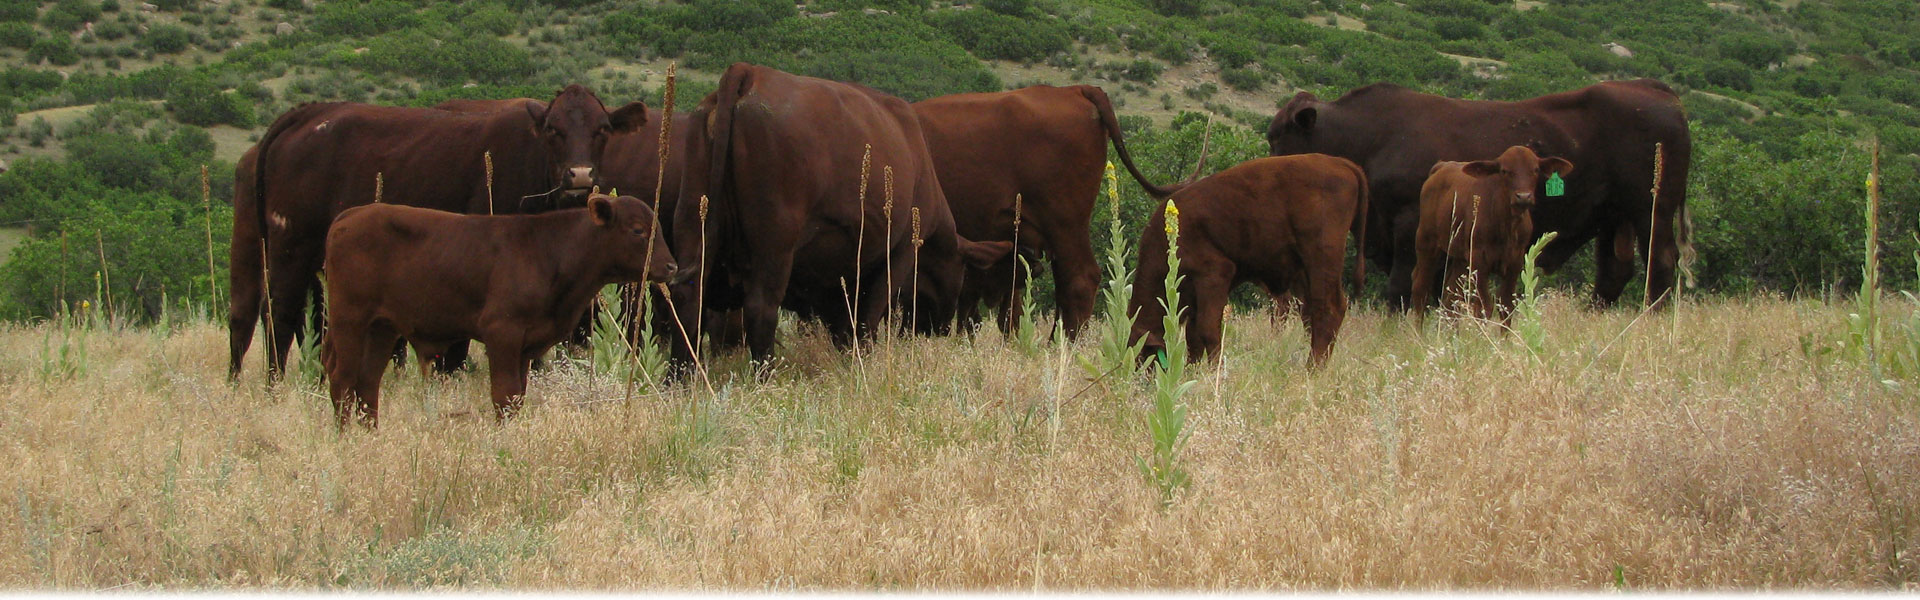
<box><xmin>914</xmin><ymin>85</ymin><xmax>1106</xmax><ymax>236</ymax></box>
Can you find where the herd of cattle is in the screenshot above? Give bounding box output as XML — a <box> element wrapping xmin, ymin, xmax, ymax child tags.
<box><xmin>225</xmin><ymin>62</ymin><xmax>1693</xmax><ymax>426</ymax></box>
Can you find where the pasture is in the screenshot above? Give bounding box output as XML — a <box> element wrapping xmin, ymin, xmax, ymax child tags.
<box><xmin>1</xmin><ymin>292</ymin><xmax>1916</xmax><ymax>589</ymax></box>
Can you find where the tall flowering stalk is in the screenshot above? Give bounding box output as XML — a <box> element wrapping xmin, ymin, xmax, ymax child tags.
<box><xmin>1080</xmin><ymin>162</ymin><xmax>1145</xmax><ymax>379</ymax></box>
<box><xmin>1139</xmin><ymin>198</ymin><xmax>1193</xmax><ymax>507</ymax></box>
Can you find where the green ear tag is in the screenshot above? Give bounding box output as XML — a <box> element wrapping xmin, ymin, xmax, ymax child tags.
<box><xmin>1545</xmin><ymin>172</ymin><xmax>1566</xmax><ymax>197</ymax></box>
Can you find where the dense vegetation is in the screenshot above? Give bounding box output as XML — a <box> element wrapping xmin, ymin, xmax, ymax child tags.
<box><xmin>0</xmin><ymin>0</ymin><xmax>1914</xmax><ymax>322</ymax></box>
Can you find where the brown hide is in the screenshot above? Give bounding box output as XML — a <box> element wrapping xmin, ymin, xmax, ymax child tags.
<box><xmin>912</xmin><ymin>85</ymin><xmax>1183</xmax><ymax>338</ymax></box>
<box><xmin>1128</xmin><ymin>154</ymin><xmax>1368</xmax><ymax>367</ymax></box>
<box><xmin>1411</xmin><ymin>146</ymin><xmax>1575</xmax><ymax>321</ymax></box>
<box><xmin>321</xmin><ymin>195</ymin><xmax>675</xmax><ymax>427</ymax></box>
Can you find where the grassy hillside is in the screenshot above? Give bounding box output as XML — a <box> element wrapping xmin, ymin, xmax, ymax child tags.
<box><xmin>0</xmin><ymin>0</ymin><xmax>1915</xmax><ymax>320</ymax></box>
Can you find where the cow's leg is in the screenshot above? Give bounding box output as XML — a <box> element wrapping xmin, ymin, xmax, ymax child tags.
<box><xmin>352</xmin><ymin>327</ymin><xmax>398</xmax><ymax>428</ymax></box>
<box><xmin>1496</xmin><ymin>265</ymin><xmax>1521</xmax><ymax>323</ymax></box>
<box><xmin>1384</xmin><ymin>211</ymin><xmax>1419</xmax><ymax>311</ymax></box>
<box><xmin>483</xmin><ymin>337</ymin><xmax>530</xmax><ymax>421</ymax></box>
<box><xmin>264</xmin><ymin>244</ymin><xmax>321</xmax><ymax>383</ymax></box>
<box><xmin>1299</xmin><ymin>232</ymin><xmax>1351</xmax><ymax>367</ymax></box>
<box><xmin>228</xmin><ymin>230</ymin><xmax>264</xmax><ymax>381</ymax></box>
<box><xmin>1047</xmin><ymin>221</ymin><xmax>1100</xmax><ymax>340</ymax></box>
<box><xmin>434</xmin><ymin>341</ymin><xmax>471</xmax><ymax>373</ymax></box>
<box><xmin>957</xmin><ymin>252</ymin><xmax>1013</xmax><ymax>336</ymax></box>
<box><xmin>1472</xmin><ymin>259</ymin><xmax>1496</xmax><ymax>320</ymax></box>
<box><xmin>1185</xmin><ymin>267</ymin><xmax>1234</xmax><ymax>362</ymax></box>
<box><xmin>1593</xmin><ymin>219</ymin><xmax>1636</xmax><ymax>308</ymax></box>
<box><xmin>743</xmin><ymin>253</ymin><xmax>799</xmax><ymax>367</ymax></box>
<box><xmin>324</xmin><ymin>320</ymin><xmax>364</xmax><ymax>428</ymax></box>
<box><xmin>1643</xmin><ymin>204</ymin><xmax>1680</xmax><ymax>310</ymax></box>
<box><xmin>1409</xmin><ymin>248</ymin><xmax>1440</xmax><ymax>322</ymax></box>
<box><xmin>1442</xmin><ymin>260</ymin><xmax>1472</xmax><ymax>317</ymax></box>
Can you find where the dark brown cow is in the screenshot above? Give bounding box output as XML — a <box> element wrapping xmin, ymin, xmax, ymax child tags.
<box><xmin>230</xmin><ymin>85</ymin><xmax>647</xmax><ymax>382</ymax></box>
<box><xmin>1412</xmin><ymin>146</ymin><xmax>1574</xmax><ymax>321</ymax></box>
<box><xmin>1266</xmin><ymin>80</ymin><xmax>1690</xmax><ymax>310</ymax></box>
<box><xmin>670</xmin><ymin>63</ymin><xmax>1011</xmax><ymax>368</ymax></box>
<box><xmin>1128</xmin><ymin>154</ymin><xmax>1367</xmax><ymax>366</ymax></box>
<box><xmin>912</xmin><ymin>85</ymin><xmax>1188</xmax><ymax>338</ymax></box>
<box><xmin>322</xmin><ymin>194</ymin><xmax>677</xmax><ymax>427</ymax></box>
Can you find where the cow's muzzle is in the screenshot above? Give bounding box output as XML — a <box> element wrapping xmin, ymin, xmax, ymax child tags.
<box><xmin>563</xmin><ymin>166</ymin><xmax>594</xmax><ymax>195</ymax></box>
<box><xmin>1513</xmin><ymin>192</ymin><xmax>1536</xmax><ymax>209</ymax></box>
<box><xmin>666</xmin><ymin>264</ymin><xmax>695</xmax><ymax>286</ymax></box>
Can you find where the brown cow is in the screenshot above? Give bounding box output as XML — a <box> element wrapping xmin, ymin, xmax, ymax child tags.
<box><xmin>1412</xmin><ymin>146</ymin><xmax>1574</xmax><ymax>321</ymax></box>
<box><xmin>912</xmin><ymin>85</ymin><xmax>1190</xmax><ymax>339</ymax></box>
<box><xmin>322</xmin><ymin>194</ymin><xmax>677</xmax><ymax>427</ymax></box>
<box><xmin>670</xmin><ymin>63</ymin><xmax>1011</xmax><ymax>368</ymax></box>
<box><xmin>1128</xmin><ymin>154</ymin><xmax>1367</xmax><ymax>366</ymax></box>
<box><xmin>1266</xmin><ymin>80</ymin><xmax>1690</xmax><ymax>310</ymax></box>
<box><xmin>230</xmin><ymin>85</ymin><xmax>647</xmax><ymax>382</ymax></box>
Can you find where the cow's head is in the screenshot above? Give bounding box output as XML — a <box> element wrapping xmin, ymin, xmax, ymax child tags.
<box><xmin>917</xmin><ymin>236</ymin><xmax>1015</xmax><ymax>334</ymax></box>
<box><xmin>1266</xmin><ymin>91</ymin><xmax>1325</xmax><ymax>157</ymax></box>
<box><xmin>1460</xmin><ymin>146</ymin><xmax>1574</xmax><ymax>210</ymax></box>
<box><xmin>587</xmin><ymin>194</ymin><xmax>679</xmax><ymax>284</ymax></box>
<box><xmin>528</xmin><ymin>85</ymin><xmax>648</xmax><ymax>200</ymax></box>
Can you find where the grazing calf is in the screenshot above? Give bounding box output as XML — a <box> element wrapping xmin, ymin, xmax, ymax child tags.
<box><xmin>1410</xmin><ymin>145</ymin><xmax>1573</xmax><ymax>320</ymax></box>
<box><xmin>323</xmin><ymin>195</ymin><xmax>677</xmax><ymax>427</ymax></box>
<box><xmin>1128</xmin><ymin>154</ymin><xmax>1368</xmax><ymax>366</ymax></box>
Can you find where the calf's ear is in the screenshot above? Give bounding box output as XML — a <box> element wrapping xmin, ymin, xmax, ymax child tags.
<box><xmin>960</xmin><ymin>239</ymin><xmax>1016</xmax><ymax>270</ymax></box>
<box><xmin>1539</xmin><ymin>157</ymin><xmax>1574</xmax><ymax>177</ymax></box>
<box><xmin>609</xmin><ymin>101</ymin><xmax>649</xmax><ymax>133</ymax></box>
<box><xmin>588</xmin><ymin>194</ymin><xmax>616</xmax><ymax>226</ymax></box>
<box><xmin>1461</xmin><ymin>160</ymin><xmax>1501</xmax><ymax>178</ymax></box>
<box><xmin>1290</xmin><ymin>105</ymin><xmax>1317</xmax><ymax>131</ymax></box>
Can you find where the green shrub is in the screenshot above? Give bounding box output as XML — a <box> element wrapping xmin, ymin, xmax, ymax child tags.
<box><xmin>27</xmin><ymin>36</ymin><xmax>79</xmax><ymax>65</ymax></box>
<box><xmin>0</xmin><ymin>21</ymin><xmax>33</xmax><ymax>48</ymax></box>
<box><xmin>1220</xmin><ymin>66</ymin><xmax>1269</xmax><ymax>91</ymax></box>
<box><xmin>982</xmin><ymin>0</ymin><xmax>1032</xmax><ymax>16</ymax></box>
<box><xmin>1716</xmin><ymin>32</ymin><xmax>1793</xmax><ymax>69</ymax></box>
<box><xmin>92</xmin><ymin>20</ymin><xmax>129</xmax><ymax>40</ymax></box>
<box><xmin>164</xmin><ymin>73</ymin><xmax>253</xmax><ymax>127</ymax></box>
<box><xmin>1122</xmin><ymin>58</ymin><xmax>1161</xmax><ymax>83</ymax></box>
<box><xmin>141</xmin><ymin>24</ymin><xmax>191</xmax><ymax>54</ymax></box>
<box><xmin>311</xmin><ymin>0</ymin><xmax>418</xmax><ymax>37</ymax></box>
<box><xmin>40</xmin><ymin>0</ymin><xmax>99</xmax><ymax>33</ymax></box>
<box><xmin>0</xmin><ymin>0</ymin><xmax>37</xmax><ymax>23</ymax></box>
<box><xmin>925</xmin><ymin>9</ymin><xmax>1070</xmax><ymax>62</ymax></box>
<box><xmin>460</xmin><ymin>5</ymin><xmax>519</xmax><ymax>37</ymax></box>
<box><xmin>1485</xmin><ymin>52</ymin><xmax>1592</xmax><ymax>100</ymax></box>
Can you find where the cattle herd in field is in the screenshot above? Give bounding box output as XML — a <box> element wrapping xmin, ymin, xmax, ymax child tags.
<box><xmin>225</xmin><ymin>61</ymin><xmax>1693</xmax><ymax>427</ymax></box>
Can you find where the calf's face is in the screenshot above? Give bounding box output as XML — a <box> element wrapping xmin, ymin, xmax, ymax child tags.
<box><xmin>1459</xmin><ymin>146</ymin><xmax>1574</xmax><ymax>211</ymax></box>
<box><xmin>586</xmin><ymin>194</ymin><xmax>679</xmax><ymax>284</ymax></box>
<box><xmin>921</xmin><ymin>237</ymin><xmax>1015</xmax><ymax>332</ymax></box>
<box><xmin>529</xmin><ymin>85</ymin><xmax>648</xmax><ymax>201</ymax></box>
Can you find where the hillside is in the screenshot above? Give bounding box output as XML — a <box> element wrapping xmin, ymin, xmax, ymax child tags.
<box><xmin>0</xmin><ymin>0</ymin><xmax>1916</xmax><ymax>320</ymax></box>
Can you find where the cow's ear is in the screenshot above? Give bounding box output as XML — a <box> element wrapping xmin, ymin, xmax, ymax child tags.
<box><xmin>960</xmin><ymin>239</ymin><xmax>1015</xmax><ymax>270</ymax></box>
<box><xmin>1461</xmin><ymin>160</ymin><xmax>1501</xmax><ymax>178</ymax></box>
<box><xmin>523</xmin><ymin>100</ymin><xmax>548</xmax><ymax>129</ymax></box>
<box><xmin>1290</xmin><ymin>106</ymin><xmax>1317</xmax><ymax>131</ymax></box>
<box><xmin>588</xmin><ymin>194</ymin><xmax>616</xmax><ymax>226</ymax></box>
<box><xmin>1539</xmin><ymin>157</ymin><xmax>1574</xmax><ymax>178</ymax></box>
<box><xmin>608</xmin><ymin>101</ymin><xmax>648</xmax><ymax>133</ymax></box>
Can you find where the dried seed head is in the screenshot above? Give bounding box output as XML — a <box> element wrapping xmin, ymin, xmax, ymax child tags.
<box><xmin>858</xmin><ymin>144</ymin><xmax>871</xmax><ymax>204</ymax></box>
<box><xmin>911</xmin><ymin>207</ymin><xmax>923</xmax><ymax>248</ymax></box>
<box><xmin>699</xmin><ymin>194</ymin><xmax>710</xmax><ymax>222</ymax></box>
<box><xmin>883</xmin><ymin>166</ymin><xmax>895</xmax><ymax>220</ymax></box>
<box><xmin>1013</xmin><ymin>193</ymin><xmax>1023</xmax><ymax>228</ymax></box>
<box><xmin>374</xmin><ymin>172</ymin><xmax>383</xmax><ymax>204</ymax></box>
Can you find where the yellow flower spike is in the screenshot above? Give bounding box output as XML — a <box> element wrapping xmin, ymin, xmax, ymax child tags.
<box><xmin>1163</xmin><ymin>200</ymin><xmax>1180</xmax><ymax>239</ymax></box>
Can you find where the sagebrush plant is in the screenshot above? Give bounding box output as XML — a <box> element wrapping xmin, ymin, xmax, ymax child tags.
<box><xmin>1079</xmin><ymin>161</ymin><xmax>1145</xmax><ymax>382</ymax></box>
<box><xmin>1512</xmin><ymin>231</ymin><xmax>1559</xmax><ymax>361</ymax></box>
<box><xmin>1139</xmin><ymin>199</ymin><xmax>1193</xmax><ymax>506</ymax></box>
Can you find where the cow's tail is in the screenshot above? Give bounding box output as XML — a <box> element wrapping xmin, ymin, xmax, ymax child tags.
<box><xmin>250</xmin><ymin>103</ymin><xmax>328</xmax><ymax>267</ymax></box>
<box><xmin>1346</xmin><ymin>159</ymin><xmax>1368</xmax><ymax>297</ymax></box>
<box><xmin>1083</xmin><ymin>86</ymin><xmax>1199</xmax><ymax>199</ymax></box>
<box><xmin>693</xmin><ymin>64</ymin><xmax>753</xmax><ymax>277</ymax></box>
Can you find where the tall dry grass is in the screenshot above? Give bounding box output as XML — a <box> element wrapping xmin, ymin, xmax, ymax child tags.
<box><xmin>0</xmin><ymin>294</ymin><xmax>1916</xmax><ymax>589</ymax></box>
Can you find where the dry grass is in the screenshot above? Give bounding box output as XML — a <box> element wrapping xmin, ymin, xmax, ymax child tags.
<box><xmin>1</xmin><ymin>294</ymin><xmax>1917</xmax><ymax>590</ymax></box>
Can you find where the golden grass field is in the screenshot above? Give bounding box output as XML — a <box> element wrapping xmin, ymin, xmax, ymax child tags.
<box><xmin>1</xmin><ymin>292</ymin><xmax>1917</xmax><ymax>590</ymax></box>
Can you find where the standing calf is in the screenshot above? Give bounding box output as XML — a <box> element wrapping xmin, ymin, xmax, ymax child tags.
<box><xmin>1128</xmin><ymin>154</ymin><xmax>1368</xmax><ymax>366</ymax></box>
<box><xmin>1410</xmin><ymin>145</ymin><xmax>1573</xmax><ymax>320</ymax></box>
<box><xmin>323</xmin><ymin>194</ymin><xmax>677</xmax><ymax>427</ymax></box>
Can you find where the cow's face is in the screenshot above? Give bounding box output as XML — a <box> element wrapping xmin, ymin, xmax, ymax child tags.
<box><xmin>1266</xmin><ymin>92</ymin><xmax>1324</xmax><ymax>157</ymax></box>
<box><xmin>920</xmin><ymin>237</ymin><xmax>1015</xmax><ymax>334</ymax></box>
<box><xmin>1461</xmin><ymin>146</ymin><xmax>1575</xmax><ymax>210</ymax></box>
<box><xmin>529</xmin><ymin>85</ymin><xmax>648</xmax><ymax>201</ymax></box>
<box><xmin>587</xmin><ymin>194</ymin><xmax>679</xmax><ymax>283</ymax></box>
